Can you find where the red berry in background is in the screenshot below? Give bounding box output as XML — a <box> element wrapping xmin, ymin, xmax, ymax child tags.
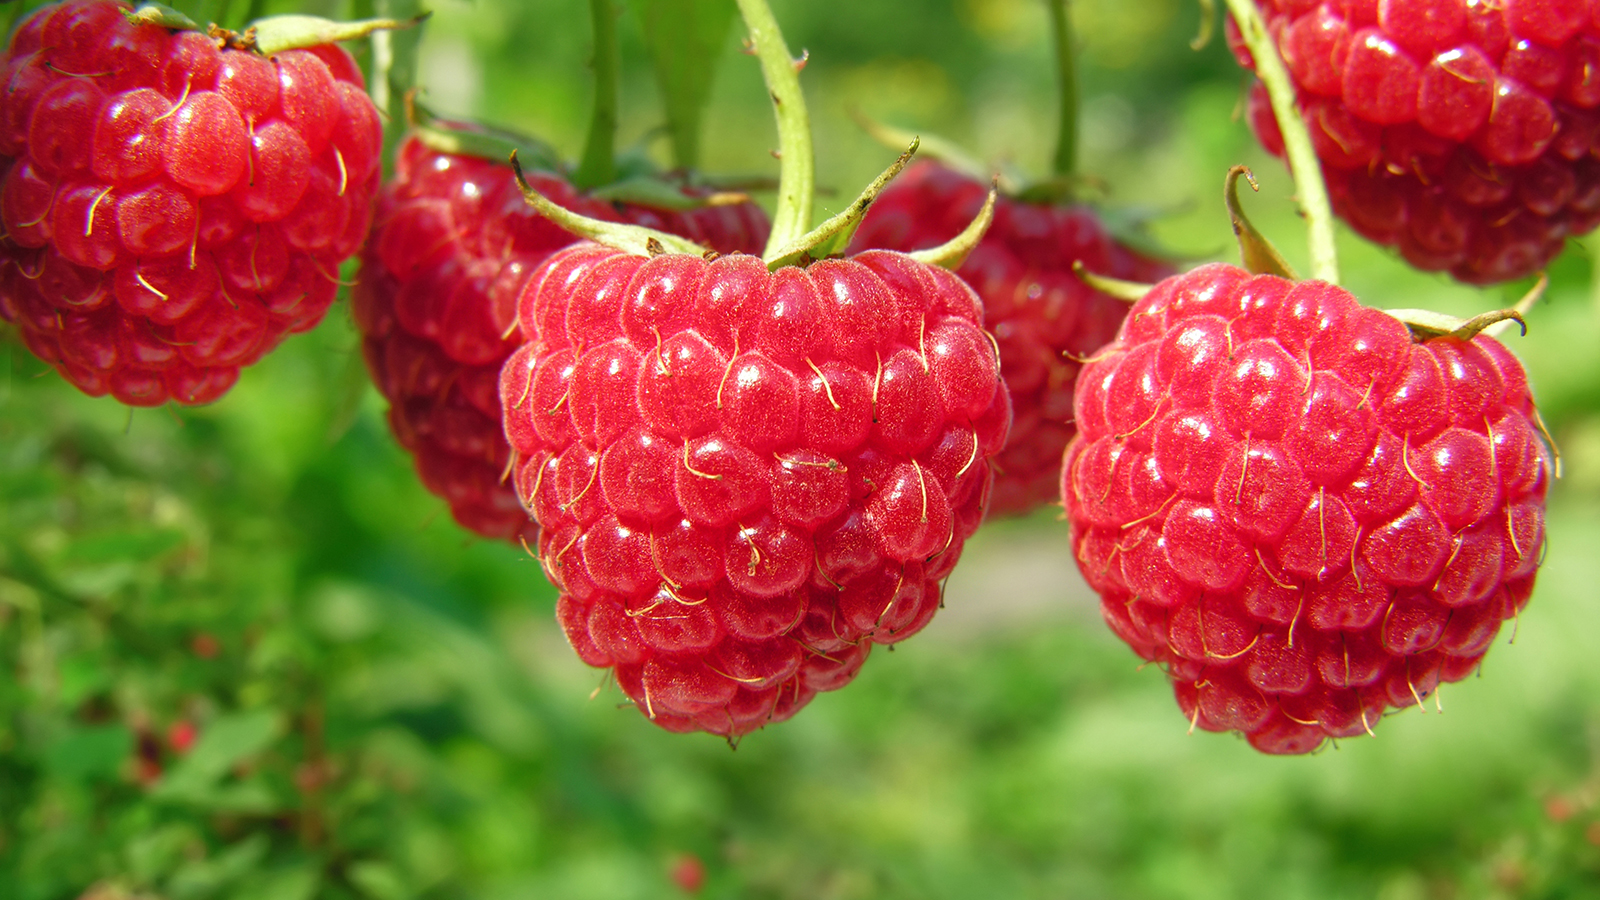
<box><xmin>1061</xmin><ymin>263</ymin><xmax>1550</xmax><ymax>754</ymax></box>
<box><xmin>500</xmin><ymin>244</ymin><xmax>1009</xmax><ymax>735</ymax></box>
<box><xmin>852</xmin><ymin>161</ymin><xmax>1172</xmax><ymax>515</ymax></box>
<box><xmin>669</xmin><ymin>854</ymin><xmax>706</xmax><ymax>893</ymax></box>
<box><xmin>353</xmin><ymin>136</ymin><xmax>770</xmax><ymax>543</ymax></box>
<box><xmin>0</xmin><ymin>0</ymin><xmax>381</xmax><ymax>405</ymax></box>
<box><xmin>1232</xmin><ymin>0</ymin><xmax>1600</xmax><ymax>284</ymax></box>
<box><xmin>166</xmin><ymin>720</ymin><xmax>197</xmax><ymax>754</ymax></box>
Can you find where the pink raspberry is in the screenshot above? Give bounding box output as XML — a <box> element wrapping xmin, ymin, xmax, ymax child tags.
<box><xmin>1233</xmin><ymin>0</ymin><xmax>1600</xmax><ymax>283</ymax></box>
<box><xmin>1062</xmin><ymin>263</ymin><xmax>1550</xmax><ymax>754</ymax></box>
<box><xmin>500</xmin><ymin>244</ymin><xmax>1010</xmax><ymax>735</ymax></box>
<box><xmin>0</xmin><ymin>0</ymin><xmax>381</xmax><ymax>405</ymax></box>
<box><xmin>852</xmin><ymin>161</ymin><xmax>1171</xmax><ymax>515</ymax></box>
<box><xmin>353</xmin><ymin>136</ymin><xmax>770</xmax><ymax>543</ymax></box>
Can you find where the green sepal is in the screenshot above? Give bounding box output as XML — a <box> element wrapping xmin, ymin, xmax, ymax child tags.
<box><xmin>589</xmin><ymin>177</ymin><xmax>751</xmax><ymax>212</ymax></box>
<box><xmin>1071</xmin><ymin>261</ymin><xmax>1154</xmax><ymax>302</ymax></box>
<box><xmin>1384</xmin><ymin>272</ymin><xmax>1547</xmax><ymax>342</ymax></box>
<box><xmin>123</xmin><ymin>3</ymin><xmax>201</xmax><ymax>31</ymax></box>
<box><xmin>247</xmin><ymin>12</ymin><xmax>429</xmax><ymax>56</ymax></box>
<box><xmin>908</xmin><ymin>183</ymin><xmax>996</xmax><ymax>271</ymax></box>
<box><xmin>1225</xmin><ymin>165</ymin><xmax>1297</xmax><ymax>280</ymax></box>
<box><xmin>764</xmin><ymin>141</ymin><xmax>918</xmax><ymax>270</ymax></box>
<box><xmin>510</xmin><ymin>151</ymin><xmax>710</xmax><ymax>259</ymax></box>
<box><xmin>407</xmin><ymin>98</ymin><xmax>567</xmax><ymax>175</ymax></box>
<box><xmin>850</xmin><ymin>110</ymin><xmax>1015</xmax><ymax>193</ymax></box>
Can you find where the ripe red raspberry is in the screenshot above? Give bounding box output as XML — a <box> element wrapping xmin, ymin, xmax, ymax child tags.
<box><xmin>1062</xmin><ymin>263</ymin><xmax>1550</xmax><ymax>754</ymax></box>
<box><xmin>852</xmin><ymin>161</ymin><xmax>1171</xmax><ymax>515</ymax></box>
<box><xmin>0</xmin><ymin>0</ymin><xmax>381</xmax><ymax>405</ymax></box>
<box><xmin>353</xmin><ymin>136</ymin><xmax>770</xmax><ymax>542</ymax></box>
<box><xmin>500</xmin><ymin>244</ymin><xmax>1009</xmax><ymax>735</ymax></box>
<box><xmin>1232</xmin><ymin>0</ymin><xmax>1600</xmax><ymax>284</ymax></box>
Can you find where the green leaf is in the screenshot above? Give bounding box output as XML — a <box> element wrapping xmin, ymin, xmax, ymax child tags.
<box><xmin>234</xmin><ymin>864</ymin><xmax>319</xmax><ymax>900</ymax></box>
<box><xmin>348</xmin><ymin>861</ymin><xmax>413</xmax><ymax>900</ymax></box>
<box><xmin>61</xmin><ymin>527</ymin><xmax>186</xmax><ymax>565</ymax></box>
<box><xmin>626</xmin><ymin>0</ymin><xmax>737</xmax><ymax>170</ymax></box>
<box><xmin>153</xmin><ymin>710</ymin><xmax>281</xmax><ymax>800</ymax></box>
<box><xmin>43</xmin><ymin>725</ymin><xmax>132</xmax><ymax>782</ymax></box>
<box><xmin>166</xmin><ymin>835</ymin><xmax>271</xmax><ymax>899</ymax></box>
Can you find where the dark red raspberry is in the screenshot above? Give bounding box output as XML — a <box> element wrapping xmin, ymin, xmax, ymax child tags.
<box><xmin>0</xmin><ymin>0</ymin><xmax>381</xmax><ymax>405</ymax></box>
<box><xmin>1062</xmin><ymin>263</ymin><xmax>1550</xmax><ymax>754</ymax></box>
<box><xmin>852</xmin><ymin>161</ymin><xmax>1171</xmax><ymax>516</ymax></box>
<box><xmin>1233</xmin><ymin>0</ymin><xmax>1600</xmax><ymax>283</ymax></box>
<box><xmin>353</xmin><ymin>137</ymin><xmax>770</xmax><ymax>543</ymax></box>
<box><xmin>500</xmin><ymin>244</ymin><xmax>1009</xmax><ymax>735</ymax></box>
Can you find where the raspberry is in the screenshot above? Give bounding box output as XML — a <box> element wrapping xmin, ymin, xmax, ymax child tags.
<box><xmin>1062</xmin><ymin>263</ymin><xmax>1550</xmax><ymax>754</ymax></box>
<box><xmin>1232</xmin><ymin>0</ymin><xmax>1600</xmax><ymax>283</ymax></box>
<box><xmin>0</xmin><ymin>0</ymin><xmax>381</xmax><ymax>405</ymax></box>
<box><xmin>851</xmin><ymin>161</ymin><xmax>1172</xmax><ymax>515</ymax></box>
<box><xmin>500</xmin><ymin>244</ymin><xmax>1009</xmax><ymax>735</ymax></box>
<box><xmin>353</xmin><ymin>136</ymin><xmax>770</xmax><ymax>542</ymax></box>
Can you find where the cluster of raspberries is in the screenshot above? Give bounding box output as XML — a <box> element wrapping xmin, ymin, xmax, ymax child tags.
<box><xmin>0</xmin><ymin>0</ymin><xmax>380</xmax><ymax>405</ymax></box>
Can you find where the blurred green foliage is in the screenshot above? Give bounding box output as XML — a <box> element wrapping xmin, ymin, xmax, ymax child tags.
<box><xmin>4</xmin><ymin>0</ymin><xmax>1600</xmax><ymax>898</ymax></box>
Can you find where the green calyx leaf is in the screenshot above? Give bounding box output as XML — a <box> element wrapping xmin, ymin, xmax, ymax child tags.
<box><xmin>407</xmin><ymin>96</ymin><xmax>567</xmax><ymax>175</ymax></box>
<box><xmin>908</xmin><ymin>182</ymin><xmax>997</xmax><ymax>271</ymax></box>
<box><xmin>628</xmin><ymin>0</ymin><xmax>738</xmax><ymax>171</ymax></box>
<box><xmin>850</xmin><ymin>109</ymin><xmax>1017</xmax><ymax>194</ymax></box>
<box><xmin>764</xmin><ymin>140</ymin><xmax>919</xmax><ymax>270</ymax></box>
<box><xmin>1071</xmin><ymin>261</ymin><xmax>1155</xmax><ymax>302</ymax></box>
<box><xmin>246</xmin><ymin>12</ymin><xmax>429</xmax><ymax>56</ymax></box>
<box><xmin>1225</xmin><ymin>165</ymin><xmax>1297</xmax><ymax>280</ymax></box>
<box><xmin>123</xmin><ymin>3</ymin><xmax>201</xmax><ymax>31</ymax></box>
<box><xmin>1384</xmin><ymin>272</ymin><xmax>1548</xmax><ymax>342</ymax></box>
<box><xmin>510</xmin><ymin>151</ymin><xmax>711</xmax><ymax>259</ymax></box>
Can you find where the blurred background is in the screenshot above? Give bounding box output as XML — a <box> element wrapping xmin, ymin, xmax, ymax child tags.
<box><xmin>4</xmin><ymin>0</ymin><xmax>1600</xmax><ymax>897</ymax></box>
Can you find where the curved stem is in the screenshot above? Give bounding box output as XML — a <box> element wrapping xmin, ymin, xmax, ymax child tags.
<box><xmin>1047</xmin><ymin>0</ymin><xmax>1077</xmax><ymax>178</ymax></box>
<box><xmin>1221</xmin><ymin>0</ymin><xmax>1338</xmax><ymax>285</ymax></box>
<box><xmin>573</xmin><ymin>0</ymin><xmax>619</xmax><ymax>190</ymax></box>
<box><xmin>735</xmin><ymin>0</ymin><xmax>814</xmax><ymax>256</ymax></box>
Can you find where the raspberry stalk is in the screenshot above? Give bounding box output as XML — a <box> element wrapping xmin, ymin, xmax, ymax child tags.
<box><xmin>1047</xmin><ymin>0</ymin><xmax>1078</xmax><ymax>178</ymax></box>
<box><xmin>573</xmin><ymin>0</ymin><xmax>619</xmax><ymax>190</ymax></box>
<box><xmin>734</xmin><ymin>0</ymin><xmax>814</xmax><ymax>254</ymax></box>
<box><xmin>1221</xmin><ymin>0</ymin><xmax>1340</xmax><ymax>285</ymax></box>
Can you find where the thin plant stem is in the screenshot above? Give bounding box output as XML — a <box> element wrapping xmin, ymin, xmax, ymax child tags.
<box><xmin>1221</xmin><ymin>0</ymin><xmax>1339</xmax><ymax>285</ymax></box>
<box><xmin>735</xmin><ymin>0</ymin><xmax>814</xmax><ymax>256</ymax></box>
<box><xmin>1047</xmin><ymin>0</ymin><xmax>1077</xmax><ymax>178</ymax></box>
<box><xmin>573</xmin><ymin>0</ymin><xmax>619</xmax><ymax>190</ymax></box>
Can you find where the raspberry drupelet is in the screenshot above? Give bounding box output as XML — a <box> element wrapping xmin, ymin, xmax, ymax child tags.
<box><xmin>852</xmin><ymin>161</ymin><xmax>1173</xmax><ymax>516</ymax></box>
<box><xmin>1233</xmin><ymin>0</ymin><xmax>1600</xmax><ymax>283</ymax></box>
<box><xmin>0</xmin><ymin>0</ymin><xmax>382</xmax><ymax>405</ymax></box>
<box><xmin>1062</xmin><ymin>262</ymin><xmax>1550</xmax><ymax>754</ymax></box>
<box><xmin>500</xmin><ymin>244</ymin><xmax>1009</xmax><ymax>735</ymax></box>
<box><xmin>353</xmin><ymin>135</ymin><xmax>770</xmax><ymax>543</ymax></box>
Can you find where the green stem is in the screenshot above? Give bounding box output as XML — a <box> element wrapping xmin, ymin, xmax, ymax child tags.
<box><xmin>735</xmin><ymin>0</ymin><xmax>814</xmax><ymax>256</ymax></box>
<box><xmin>573</xmin><ymin>0</ymin><xmax>620</xmax><ymax>190</ymax></box>
<box><xmin>1046</xmin><ymin>0</ymin><xmax>1077</xmax><ymax>178</ymax></box>
<box><xmin>1221</xmin><ymin>0</ymin><xmax>1339</xmax><ymax>285</ymax></box>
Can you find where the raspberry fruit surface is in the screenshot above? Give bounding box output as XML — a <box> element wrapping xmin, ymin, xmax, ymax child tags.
<box><xmin>500</xmin><ymin>244</ymin><xmax>1009</xmax><ymax>735</ymax></box>
<box><xmin>1233</xmin><ymin>0</ymin><xmax>1600</xmax><ymax>284</ymax></box>
<box><xmin>0</xmin><ymin>0</ymin><xmax>381</xmax><ymax>405</ymax></box>
<box><xmin>353</xmin><ymin>137</ymin><xmax>770</xmax><ymax>543</ymax></box>
<box><xmin>852</xmin><ymin>161</ymin><xmax>1171</xmax><ymax>515</ymax></box>
<box><xmin>1062</xmin><ymin>263</ymin><xmax>1550</xmax><ymax>754</ymax></box>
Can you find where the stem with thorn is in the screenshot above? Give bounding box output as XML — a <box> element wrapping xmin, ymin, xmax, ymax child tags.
<box><xmin>573</xmin><ymin>0</ymin><xmax>620</xmax><ymax>190</ymax></box>
<box><xmin>1220</xmin><ymin>0</ymin><xmax>1339</xmax><ymax>285</ymax></box>
<box><xmin>1046</xmin><ymin>0</ymin><xmax>1077</xmax><ymax>178</ymax></box>
<box><xmin>735</xmin><ymin>0</ymin><xmax>814</xmax><ymax>256</ymax></box>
